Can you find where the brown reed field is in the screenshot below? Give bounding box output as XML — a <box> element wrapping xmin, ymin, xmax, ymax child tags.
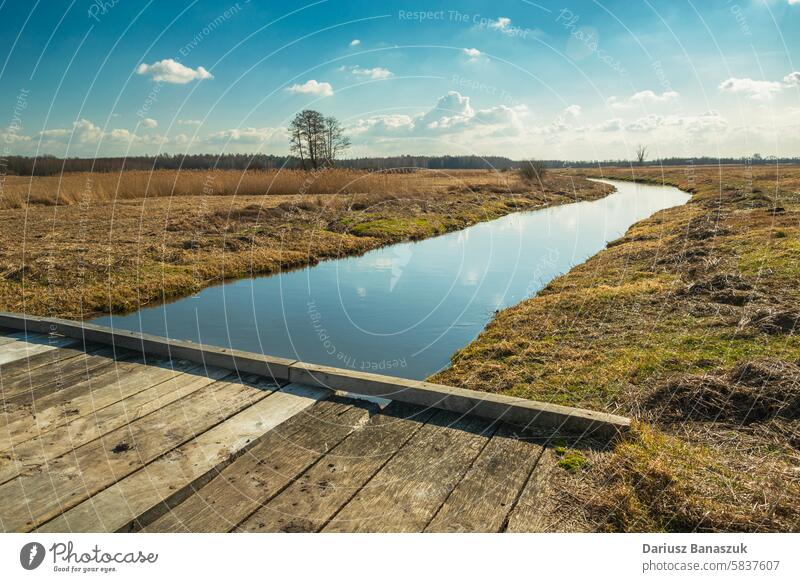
<box><xmin>0</xmin><ymin>168</ymin><xmax>527</xmax><ymax>209</ymax></box>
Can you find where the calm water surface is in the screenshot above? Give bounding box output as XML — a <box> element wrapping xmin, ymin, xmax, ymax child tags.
<box><xmin>94</xmin><ymin>179</ymin><xmax>690</xmax><ymax>379</ymax></box>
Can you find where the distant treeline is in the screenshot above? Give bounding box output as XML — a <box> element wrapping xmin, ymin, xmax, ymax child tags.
<box><xmin>550</xmin><ymin>156</ymin><xmax>800</xmax><ymax>168</ymax></box>
<box><xmin>2</xmin><ymin>153</ymin><xmax>798</xmax><ymax>176</ymax></box>
<box><xmin>1</xmin><ymin>154</ymin><xmax>519</xmax><ymax>175</ymax></box>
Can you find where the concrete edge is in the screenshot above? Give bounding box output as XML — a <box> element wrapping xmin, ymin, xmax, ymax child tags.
<box><xmin>0</xmin><ymin>311</ymin><xmax>631</xmax><ymax>438</ymax></box>
<box><xmin>0</xmin><ymin>312</ymin><xmax>294</xmax><ymax>384</ymax></box>
<box><xmin>289</xmin><ymin>361</ymin><xmax>630</xmax><ymax>439</ymax></box>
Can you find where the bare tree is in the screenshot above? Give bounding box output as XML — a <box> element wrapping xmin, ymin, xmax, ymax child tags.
<box><xmin>288</xmin><ymin>114</ymin><xmax>308</xmax><ymax>170</ymax></box>
<box><xmin>289</xmin><ymin>110</ymin><xmax>349</xmax><ymax>170</ymax></box>
<box><xmin>321</xmin><ymin>116</ymin><xmax>351</xmax><ymax>166</ymax></box>
<box><xmin>635</xmin><ymin>144</ymin><xmax>648</xmax><ymax>165</ymax></box>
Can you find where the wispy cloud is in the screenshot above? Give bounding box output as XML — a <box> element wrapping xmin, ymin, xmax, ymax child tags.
<box><xmin>205</xmin><ymin>127</ymin><xmax>287</xmax><ymax>144</ymax></box>
<box><xmin>350</xmin><ymin>66</ymin><xmax>393</xmax><ymax>79</ymax></box>
<box><xmin>136</xmin><ymin>59</ymin><xmax>213</xmax><ymax>84</ymax></box>
<box><xmin>480</xmin><ymin>16</ymin><xmax>539</xmax><ymax>39</ymax></box>
<box><xmin>488</xmin><ymin>17</ymin><xmax>513</xmax><ymax>34</ymax></box>
<box><xmin>140</xmin><ymin>118</ymin><xmax>158</xmax><ymax>128</ymax></box>
<box><xmin>349</xmin><ymin>39</ymin><xmax>361</xmax><ymax>46</ymax></box>
<box><xmin>607</xmin><ymin>90</ymin><xmax>680</xmax><ymax>110</ymax></box>
<box><xmin>718</xmin><ymin>77</ymin><xmax>783</xmax><ymax>100</ymax></box>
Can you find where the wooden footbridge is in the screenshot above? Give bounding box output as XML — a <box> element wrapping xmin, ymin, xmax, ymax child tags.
<box><xmin>0</xmin><ymin>312</ymin><xmax>629</xmax><ymax>533</ymax></box>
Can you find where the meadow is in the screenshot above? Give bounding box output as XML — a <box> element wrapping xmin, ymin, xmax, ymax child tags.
<box><xmin>0</xmin><ymin>168</ymin><xmax>610</xmax><ymax>318</ymax></box>
<box><xmin>434</xmin><ymin>164</ymin><xmax>800</xmax><ymax>532</ymax></box>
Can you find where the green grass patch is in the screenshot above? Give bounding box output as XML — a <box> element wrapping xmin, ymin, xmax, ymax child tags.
<box><xmin>348</xmin><ymin>217</ymin><xmax>442</xmax><ymax>239</ymax></box>
<box><xmin>555</xmin><ymin>446</ymin><xmax>588</xmax><ymax>472</ymax></box>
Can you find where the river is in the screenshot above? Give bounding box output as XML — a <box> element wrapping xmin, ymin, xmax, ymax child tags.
<box><xmin>93</xmin><ymin>179</ymin><xmax>690</xmax><ymax>379</ymax></box>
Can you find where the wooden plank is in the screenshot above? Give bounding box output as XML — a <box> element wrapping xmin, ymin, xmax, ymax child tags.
<box><xmin>0</xmin><ymin>346</ymin><xmax>113</xmax><ymax>399</ymax></box>
<box><xmin>1</xmin><ymin>348</ymin><xmax>131</xmax><ymax>410</ymax></box>
<box><xmin>321</xmin><ymin>411</ymin><xmax>497</xmax><ymax>532</ymax></box>
<box><xmin>0</xmin><ymin>340</ymin><xmax>110</xmax><ymax>387</ymax></box>
<box><xmin>0</xmin><ymin>332</ymin><xmax>73</xmax><ymax>349</ymax></box>
<box><xmin>424</xmin><ymin>424</ymin><xmax>544</xmax><ymax>532</ymax></box>
<box><xmin>0</xmin><ymin>375</ymin><xmax>272</xmax><ymax>532</ymax></box>
<box><xmin>141</xmin><ymin>394</ymin><xmax>365</xmax><ymax>533</ymax></box>
<box><xmin>0</xmin><ymin>336</ymin><xmax>74</xmax><ymax>366</ymax></box>
<box><xmin>41</xmin><ymin>383</ymin><xmax>330</xmax><ymax>533</ymax></box>
<box><xmin>0</xmin><ymin>365</ymin><xmax>234</xmax><ymax>485</ymax></box>
<box><xmin>0</xmin><ymin>359</ymin><xmax>185</xmax><ymax>449</ymax></box>
<box><xmin>503</xmin><ymin>447</ymin><xmax>568</xmax><ymax>532</ymax></box>
<box><xmin>235</xmin><ymin>401</ymin><xmax>436</xmax><ymax>533</ymax></box>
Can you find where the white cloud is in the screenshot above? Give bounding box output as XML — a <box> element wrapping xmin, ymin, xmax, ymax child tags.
<box><xmin>595</xmin><ymin>118</ymin><xmax>622</xmax><ymax>132</ymax></box>
<box><xmin>40</xmin><ymin>118</ymin><xmax>104</xmax><ymax>143</ymax></box>
<box><xmin>352</xmin><ymin>115</ymin><xmax>414</xmax><ymax>136</ymax></box>
<box><xmin>107</xmin><ymin>128</ymin><xmax>136</xmax><ymax>143</ymax></box>
<box><xmin>625</xmin><ymin>114</ymin><xmax>664</xmax><ymax>132</ymax></box>
<box><xmin>462</xmin><ymin>48</ymin><xmax>482</xmax><ymax>60</ymax></box>
<box><xmin>140</xmin><ymin>118</ymin><xmax>158</xmax><ymax>128</ymax></box>
<box><xmin>136</xmin><ymin>59</ymin><xmax>213</xmax><ymax>84</ymax></box>
<box><xmin>481</xmin><ymin>16</ymin><xmax>539</xmax><ymax>38</ymax></box>
<box><xmin>418</xmin><ymin>91</ymin><xmax>474</xmax><ymax>130</ymax></box>
<box><xmin>563</xmin><ymin>104</ymin><xmax>582</xmax><ymax>118</ymax></box>
<box><xmin>349</xmin><ymin>39</ymin><xmax>361</xmax><ymax>46</ymax></box>
<box><xmin>488</xmin><ymin>17</ymin><xmax>512</xmax><ymax>34</ymax></box>
<box><xmin>177</xmin><ymin>119</ymin><xmax>202</xmax><ymax>126</ymax></box>
<box><xmin>623</xmin><ymin>111</ymin><xmax>728</xmax><ymax>134</ymax></box>
<box><xmin>607</xmin><ymin>90</ymin><xmax>679</xmax><ymax>110</ymax></box>
<box><xmin>784</xmin><ymin>71</ymin><xmax>800</xmax><ymax>86</ymax></box>
<box><xmin>350</xmin><ymin>66</ymin><xmax>393</xmax><ymax>79</ymax></box>
<box><xmin>0</xmin><ymin>128</ymin><xmax>31</xmax><ymax>143</ymax></box>
<box><xmin>286</xmin><ymin>79</ymin><xmax>333</xmax><ymax>97</ymax></box>
<box><xmin>351</xmin><ymin>92</ymin><xmax>527</xmax><ymax>139</ymax></box>
<box><xmin>34</xmin><ymin>118</ymin><xmax>170</xmax><ymax>148</ymax></box>
<box><xmin>718</xmin><ymin>77</ymin><xmax>783</xmax><ymax>100</ymax></box>
<box><xmin>670</xmin><ymin>111</ymin><xmax>728</xmax><ymax>134</ymax></box>
<box><xmin>630</xmin><ymin>90</ymin><xmax>680</xmax><ymax>104</ymax></box>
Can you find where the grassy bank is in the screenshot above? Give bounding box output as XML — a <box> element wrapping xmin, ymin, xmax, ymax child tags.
<box><xmin>0</xmin><ymin>169</ymin><xmax>610</xmax><ymax>318</ymax></box>
<box><xmin>433</xmin><ymin>164</ymin><xmax>800</xmax><ymax>532</ymax></box>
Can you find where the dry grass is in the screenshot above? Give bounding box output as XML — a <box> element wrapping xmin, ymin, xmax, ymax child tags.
<box><xmin>0</xmin><ymin>168</ymin><xmax>528</xmax><ymax>209</ymax></box>
<box><xmin>434</xmin><ymin>164</ymin><xmax>800</xmax><ymax>532</ymax></box>
<box><xmin>0</xmin><ymin>169</ymin><xmax>610</xmax><ymax>318</ymax></box>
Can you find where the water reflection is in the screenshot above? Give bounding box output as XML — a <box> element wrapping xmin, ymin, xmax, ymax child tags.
<box><xmin>94</xmin><ymin>180</ymin><xmax>689</xmax><ymax>380</ymax></box>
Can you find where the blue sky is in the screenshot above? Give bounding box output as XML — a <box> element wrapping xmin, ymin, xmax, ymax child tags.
<box><xmin>1</xmin><ymin>0</ymin><xmax>799</xmax><ymax>159</ymax></box>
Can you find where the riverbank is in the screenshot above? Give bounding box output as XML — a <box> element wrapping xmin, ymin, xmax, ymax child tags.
<box><xmin>0</xmin><ymin>170</ymin><xmax>611</xmax><ymax>319</ymax></box>
<box><xmin>433</xmin><ymin>164</ymin><xmax>800</xmax><ymax>531</ymax></box>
